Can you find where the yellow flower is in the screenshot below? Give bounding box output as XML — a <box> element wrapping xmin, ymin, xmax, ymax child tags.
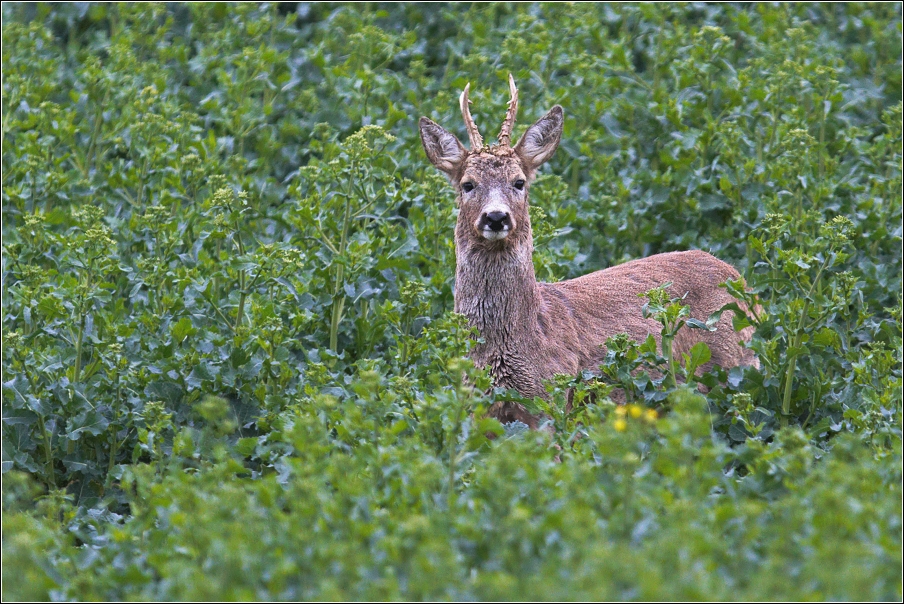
<box><xmin>613</xmin><ymin>419</ymin><xmax>628</xmax><ymax>432</ymax></box>
<box><xmin>628</xmin><ymin>404</ymin><xmax>643</xmax><ymax>419</ymax></box>
<box><xmin>615</xmin><ymin>406</ymin><xmax>627</xmax><ymax>417</ymax></box>
<box><xmin>644</xmin><ymin>409</ymin><xmax>658</xmax><ymax>423</ymax></box>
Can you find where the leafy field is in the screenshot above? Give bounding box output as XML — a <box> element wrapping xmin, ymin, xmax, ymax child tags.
<box><xmin>2</xmin><ymin>3</ymin><xmax>902</xmax><ymax>600</ymax></box>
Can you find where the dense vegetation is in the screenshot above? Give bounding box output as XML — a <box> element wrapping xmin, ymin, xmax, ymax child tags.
<box><xmin>2</xmin><ymin>3</ymin><xmax>902</xmax><ymax>600</ymax></box>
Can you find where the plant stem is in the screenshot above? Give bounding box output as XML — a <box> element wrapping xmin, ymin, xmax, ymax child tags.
<box><xmin>136</xmin><ymin>156</ymin><xmax>149</xmax><ymax>209</ymax></box>
<box><xmin>329</xmin><ymin>171</ymin><xmax>355</xmax><ymax>351</ymax></box>
<box><xmin>84</xmin><ymin>90</ymin><xmax>108</xmax><ymax>176</ymax></box>
<box><xmin>819</xmin><ymin>107</ymin><xmax>826</xmax><ymax>178</ymax></box>
<box><xmin>780</xmin><ymin>260</ymin><xmax>826</xmax><ymax>427</ymax></box>
<box><xmin>37</xmin><ymin>414</ymin><xmax>56</xmax><ymax>487</ymax></box>
<box><xmin>234</xmin><ymin>223</ymin><xmax>247</xmax><ymax>329</ymax></box>
<box><xmin>780</xmin><ymin>297</ymin><xmax>808</xmax><ymax>428</ymax></box>
<box><xmin>329</xmin><ymin>294</ymin><xmax>345</xmax><ymax>352</ymax></box>
<box><xmin>200</xmin><ymin>287</ymin><xmax>234</xmax><ymax>330</ymax></box>
<box><xmin>236</xmin><ymin>270</ymin><xmax>247</xmax><ymax>329</ymax></box>
<box><xmin>663</xmin><ymin>332</ymin><xmax>678</xmax><ymax>389</ymax></box>
<box><xmin>73</xmin><ymin>308</ymin><xmax>86</xmax><ymax>383</ymax></box>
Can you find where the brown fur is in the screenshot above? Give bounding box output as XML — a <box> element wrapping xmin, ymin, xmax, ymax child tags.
<box><xmin>420</xmin><ymin>89</ymin><xmax>756</xmax><ymax>428</ymax></box>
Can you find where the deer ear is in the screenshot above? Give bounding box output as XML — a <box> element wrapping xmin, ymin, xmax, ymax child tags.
<box><xmin>419</xmin><ymin>117</ymin><xmax>467</xmax><ymax>177</ymax></box>
<box><xmin>514</xmin><ymin>105</ymin><xmax>563</xmax><ymax>171</ymax></box>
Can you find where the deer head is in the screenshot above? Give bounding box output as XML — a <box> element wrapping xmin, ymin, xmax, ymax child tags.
<box><xmin>419</xmin><ymin>75</ymin><xmax>564</xmax><ymax>250</ymax></box>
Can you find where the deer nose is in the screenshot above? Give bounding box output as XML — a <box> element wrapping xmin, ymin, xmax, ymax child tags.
<box><xmin>484</xmin><ymin>211</ymin><xmax>510</xmax><ymax>232</ymax></box>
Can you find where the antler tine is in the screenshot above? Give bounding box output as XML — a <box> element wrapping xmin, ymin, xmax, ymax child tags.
<box><xmin>497</xmin><ymin>73</ymin><xmax>519</xmax><ymax>148</ymax></box>
<box><xmin>459</xmin><ymin>83</ymin><xmax>484</xmax><ymax>150</ymax></box>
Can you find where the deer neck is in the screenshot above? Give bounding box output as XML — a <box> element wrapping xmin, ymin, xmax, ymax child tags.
<box><xmin>453</xmin><ymin>222</ymin><xmax>541</xmax><ymax>350</ymax></box>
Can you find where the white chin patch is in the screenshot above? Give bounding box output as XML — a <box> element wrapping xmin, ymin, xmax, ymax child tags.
<box><xmin>482</xmin><ymin>228</ymin><xmax>509</xmax><ymax>241</ymax></box>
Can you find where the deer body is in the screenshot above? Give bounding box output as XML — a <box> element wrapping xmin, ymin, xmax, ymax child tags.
<box><xmin>420</xmin><ymin>76</ymin><xmax>756</xmax><ymax>427</ymax></box>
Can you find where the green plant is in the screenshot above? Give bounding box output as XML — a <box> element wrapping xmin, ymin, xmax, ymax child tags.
<box><xmin>2</xmin><ymin>3</ymin><xmax>900</xmax><ymax>601</ymax></box>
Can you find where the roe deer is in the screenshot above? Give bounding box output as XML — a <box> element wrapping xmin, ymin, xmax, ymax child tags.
<box><xmin>419</xmin><ymin>75</ymin><xmax>757</xmax><ymax>428</ymax></box>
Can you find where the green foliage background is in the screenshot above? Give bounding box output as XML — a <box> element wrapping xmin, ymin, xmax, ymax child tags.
<box><xmin>2</xmin><ymin>3</ymin><xmax>902</xmax><ymax>600</ymax></box>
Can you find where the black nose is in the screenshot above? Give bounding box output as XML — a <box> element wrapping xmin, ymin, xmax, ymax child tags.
<box><xmin>485</xmin><ymin>211</ymin><xmax>510</xmax><ymax>232</ymax></box>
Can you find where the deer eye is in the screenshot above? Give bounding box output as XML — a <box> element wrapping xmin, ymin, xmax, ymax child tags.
<box><xmin>462</xmin><ymin>181</ymin><xmax>475</xmax><ymax>193</ymax></box>
<box><xmin>514</xmin><ymin>179</ymin><xmax>525</xmax><ymax>190</ymax></box>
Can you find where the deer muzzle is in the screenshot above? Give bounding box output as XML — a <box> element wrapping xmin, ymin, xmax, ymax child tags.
<box><xmin>478</xmin><ymin>210</ymin><xmax>512</xmax><ymax>240</ymax></box>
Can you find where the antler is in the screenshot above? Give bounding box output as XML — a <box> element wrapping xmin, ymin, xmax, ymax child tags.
<box><xmin>459</xmin><ymin>83</ymin><xmax>484</xmax><ymax>150</ymax></box>
<box><xmin>497</xmin><ymin>73</ymin><xmax>519</xmax><ymax>148</ymax></box>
